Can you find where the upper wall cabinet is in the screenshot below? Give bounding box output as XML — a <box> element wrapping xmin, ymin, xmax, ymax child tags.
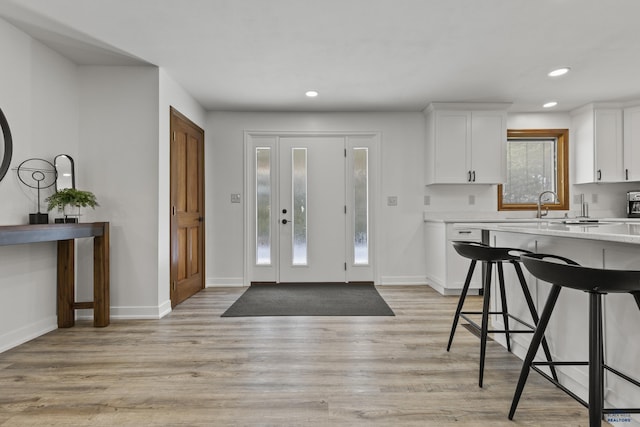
<box><xmin>624</xmin><ymin>105</ymin><xmax>640</xmax><ymax>181</ymax></box>
<box><xmin>572</xmin><ymin>103</ymin><xmax>624</xmax><ymax>184</ymax></box>
<box><xmin>424</xmin><ymin>103</ymin><xmax>509</xmax><ymax>185</ymax></box>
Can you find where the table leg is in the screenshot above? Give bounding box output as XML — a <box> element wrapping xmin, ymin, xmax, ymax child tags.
<box><xmin>93</xmin><ymin>223</ymin><xmax>110</xmax><ymax>327</ymax></box>
<box><xmin>57</xmin><ymin>239</ymin><xmax>75</xmax><ymax>328</ymax></box>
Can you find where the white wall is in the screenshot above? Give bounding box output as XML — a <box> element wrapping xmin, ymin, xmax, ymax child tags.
<box><xmin>77</xmin><ymin>65</ymin><xmax>165</xmax><ymax>319</ymax></box>
<box><xmin>78</xmin><ymin>66</ymin><xmax>206</xmax><ymax>318</ymax></box>
<box><xmin>0</xmin><ymin>17</ymin><xmax>80</xmax><ymax>351</ymax></box>
<box><xmin>206</xmin><ymin>112</ymin><xmax>427</xmax><ymax>286</ymax></box>
<box><xmin>0</xmin><ymin>17</ymin><xmax>209</xmax><ymax>351</ymax></box>
<box><xmin>79</xmin><ymin>67</ymin><xmax>208</xmax><ymax>318</ymax></box>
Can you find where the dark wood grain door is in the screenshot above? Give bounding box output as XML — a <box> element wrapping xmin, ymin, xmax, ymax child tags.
<box><xmin>170</xmin><ymin>107</ymin><xmax>205</xmax><ymax>307</ymax></box>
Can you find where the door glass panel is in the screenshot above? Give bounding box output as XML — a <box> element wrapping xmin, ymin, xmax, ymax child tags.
<box><xmin>292</xmin><ymin>148</ymin><xmax>308</xmax><ymax>265</ymax></box>
<box><xmin>256</xmin><ymin>147</ymin><xmax>271</xmax><ymax>265</ymax></box>
<box><xmin>353</xmin><ymin>148</ymin><xmax>369</xmax><ymax>265</ymax></box>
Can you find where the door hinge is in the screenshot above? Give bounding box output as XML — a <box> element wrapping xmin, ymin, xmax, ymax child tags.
<box><xmin>344</xmin><ymin>205</ymin><xmax>347</xmax><ymax>214</ymax></box>
<box><xmin>172</xmin><ymin>131</ymin><xmax>175</xmax><ymax>141</ymax></box>
<box><xmin>172</xmin><ymin>280</ymin><xmax>176</xmax><ymax>291</ymax></box>
<box><xmin>172</xmin><ymin>205</ymin><xmax>176</xmax><ymax>216</ymax></box>
<box><xmin>344</xmin><ymin>262</ymin><xmax>347</xmax><ymax>271</ymax></box>
<box><xmin>344</xmin><ymin>148</ymin><xmax>347</xmax><ymax>157</ymax></box>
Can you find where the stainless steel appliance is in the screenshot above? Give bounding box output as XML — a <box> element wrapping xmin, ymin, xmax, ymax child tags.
<box><xmin>628</xmin><ymin>191</ymin><xmax>640</xmax><ymax>218</ymax></box>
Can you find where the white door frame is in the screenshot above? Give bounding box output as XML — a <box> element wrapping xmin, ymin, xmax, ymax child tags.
<box><xmin>243</xmin><ymin>130</ymin><xmax>381</xmax><ymax>285</ymax></box>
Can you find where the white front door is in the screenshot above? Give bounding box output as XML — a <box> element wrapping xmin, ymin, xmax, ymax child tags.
<box><xmin>246</xmin><ymin>132</ymin><xmax>378</xmax><ymax>285</ymax></box>
<box><xmin>278</xmin><ymin>137</ymin><xmax>346</xmax><ymax>282</ymax></box>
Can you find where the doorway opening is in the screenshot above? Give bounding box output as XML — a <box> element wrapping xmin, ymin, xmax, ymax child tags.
<box><xmin>245</xmin><ymin>132</ymin><xmax>380</xmax><ymax>285</ymax></box>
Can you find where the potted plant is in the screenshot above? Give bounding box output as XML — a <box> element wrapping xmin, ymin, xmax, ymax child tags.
<box><xmin>46</xmin><ymin>188</ymin><xmax>99</xmax><ymax>223</ymax></box>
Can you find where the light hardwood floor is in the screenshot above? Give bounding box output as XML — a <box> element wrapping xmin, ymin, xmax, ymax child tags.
<box><xmin>0</xmin><ymin>286</ymin><xmax>597</xmax><ymax>426</ymax></box>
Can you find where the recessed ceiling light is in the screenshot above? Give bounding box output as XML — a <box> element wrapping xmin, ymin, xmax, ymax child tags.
<box><xmin>305</xmin><ymin>90</ymin><xmax>319</xmax><ymax>98</ymax></box>
<box><xmin>548</xmin><ymin>67</ymin><xmax>571</xmax><ymax>77</ymax></box>
<box><xmin>543</xmin><ymin>101</ymin><xmax>558</xmax><ymax>108</ymax></box>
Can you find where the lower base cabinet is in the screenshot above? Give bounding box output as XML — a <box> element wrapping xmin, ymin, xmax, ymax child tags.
<box><xmin>424</xmin><ymin>222</ymin><xmax>482</xmax><ymax>295</ymax></box>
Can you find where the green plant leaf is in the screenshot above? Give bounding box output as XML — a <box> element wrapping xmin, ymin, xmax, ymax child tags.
<box><xmin>45</xmin><ymin>188</ymin><xmax>99</xmax><ymax>211</ymax></box>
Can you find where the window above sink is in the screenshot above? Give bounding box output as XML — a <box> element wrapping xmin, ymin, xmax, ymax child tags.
<box><xmin>498</xmin><ymin>129</ymin><xmax>569</xmax><ymax>213</ymax></box>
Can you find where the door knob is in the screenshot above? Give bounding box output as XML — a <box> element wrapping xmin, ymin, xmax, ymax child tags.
<box><xmin>282</xmin><ymin>209</ymin><xmax>287</xmax><ymax>214</ymax></box>
<box><xmin>281</xmin><ymin>219</ymin><xmax>289</xmax><ymax>224</ymax></box>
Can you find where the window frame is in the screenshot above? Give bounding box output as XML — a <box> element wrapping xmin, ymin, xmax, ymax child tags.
<box><xmin>497</xmin><ymin>129</ymin><xmax>569</xmax><ymax>212</ymax></box>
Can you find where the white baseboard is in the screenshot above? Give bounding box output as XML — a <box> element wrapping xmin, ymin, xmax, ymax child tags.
<box><xmin>77</xmin><ymin>301</ymin><xmax>173</xmax><ymax>321</ymax></box>
<box><xmin>426</xmin><ymin>274</ymin><xmax>481</xmax><ymax>296</ymax></box>
<box><xmin>0</xmin><ymin>316</ymin><xmax>57</xmax><ymax>353</ymax></box>
<box><xmin>379</xmin><ymin>276</ymin><xmax>428</xmax><ymax>286</ymax></box>
<box><xmin>427</xmin><ymin>283</ymin><xmax>481</xmax><ymax>296</ymax></box>
<box><xmin>207</xmin><ymin>277</ymin><xmax>245</xmax><ymax>287</ymax></box>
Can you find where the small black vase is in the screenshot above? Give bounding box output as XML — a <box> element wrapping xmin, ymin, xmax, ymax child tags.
<box><xmin>29</xmin><ymin>213</ymin><xmax>49</xmax><ymax>224</ymax></box>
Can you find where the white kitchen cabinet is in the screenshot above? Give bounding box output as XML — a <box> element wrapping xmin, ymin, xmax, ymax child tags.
<box><xmin>424</xmin><ymin>221</ymin><xmax>482</xmax><ymax>295</ymax></box>
<box><xmin>572</xmin><ymin>103</ymin><xmax>624</xmax><ymax>184</ymax></box>
<box><xmin>623</xmin><ymin>105</ymin><xmax>640</xmax><ymax>181</ymax></box>
<box><xmin>424</xmin><ymin>103</ymin><xmax>509</xmax><ymax>185</ymax></box>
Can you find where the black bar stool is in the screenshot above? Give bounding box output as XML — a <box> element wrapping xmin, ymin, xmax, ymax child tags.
<box><xmin>510</xmin><ymin>253</ymin><xmax>640</xmax><ymax>427</ymax></box>
<box><xmin>447</xmin><ymin>241</ymin><xmax>556</xmax><ymax>387</ymax></box>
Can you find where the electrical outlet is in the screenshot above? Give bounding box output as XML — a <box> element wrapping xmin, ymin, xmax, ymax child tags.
<box><xmin>591</xmin><ymin>193</ymin><xmax>598</xmax><ymax>204</ymax></box>
<box><xmin>231</xmin><ymin>193</ymin><xmax>241</xmax><ymax>203</ymax></box>
<box><xmin>424</xmin><ymin>195</ymin><xmax>431</xmax><ymax>206</ymax></box>
<box><xmin>573</xmin><ymin>194</ymin><xmax>582</xmax><ymax>204</ymax></box>
<box><xmin>387</xmin><ymin>196</ymin><xmax>398</xmax><ymax>206</ymax></box>
<box><xmin>468</xmin><ymin>195</ymin><xmax>475</xmax><ymax>205</ymax></box>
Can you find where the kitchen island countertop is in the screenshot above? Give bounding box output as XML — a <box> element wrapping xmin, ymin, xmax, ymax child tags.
<box><xmin>463</xmin><ymin>220</ymin><xmax>640</xmax><ymax>245</ymax></box>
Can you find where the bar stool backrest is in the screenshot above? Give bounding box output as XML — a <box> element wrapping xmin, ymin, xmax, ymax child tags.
<box><xmin>521</xmin><ymin>253</ymin><xmax>640</xmax><ymax>299</ymax></box>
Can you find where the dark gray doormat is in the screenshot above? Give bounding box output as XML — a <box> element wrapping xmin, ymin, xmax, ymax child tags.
<box><xmin>221</xmin><ymin>283</ymin><xmax>395</xmax><ymax>317</ymax></box>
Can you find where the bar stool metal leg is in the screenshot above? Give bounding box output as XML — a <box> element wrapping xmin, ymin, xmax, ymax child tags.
<box><xmin>497</xmin><ymin>262</ymin><xmax>512</xmax><ymax>352</ymax></box>
<box><xmin>447</xmin><ymin>259</ymin><xmax>477</xmax><ymax>352</ymax></box>
<box><xmin>512</xmin><ymin>261</ymin><xmax>558</xmax><ymax>381</ymax></box>
<box><xmin>509</xmin><ymin>284</ymin><xmax>562</xmax><ymax>420</ymax></box>
<box><xmin>479</xmin><ymin>262</ymin><xmax>493</xmax><ymax>388</ymax></box>
<box><xmin>589</xmin><ymin>292</ymin><xmax>604</xmax><ymax>427</ymax></box>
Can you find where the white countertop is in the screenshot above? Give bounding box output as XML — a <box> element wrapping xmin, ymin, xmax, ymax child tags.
<box><xmin>463</xmin><ymin>220</ymin><xmax>640</xmax><ymax>245</ymax></box>
<box><xmin>424</xmin><ymin>217</ymin><xmax>549</xmax><ymax>223</ymax></box>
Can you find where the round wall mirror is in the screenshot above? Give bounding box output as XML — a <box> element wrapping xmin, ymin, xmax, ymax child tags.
<box><xmin>54</xmin><ymin>154</ymin><xmax>75</xmax><ymax>191</ymax></box>
<box><xmin>0</xmin><ymin>107</ymin><xmax>13</xmax><ymax>183</ymax></box>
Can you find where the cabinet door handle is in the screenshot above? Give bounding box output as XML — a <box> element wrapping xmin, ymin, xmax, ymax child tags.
<box><xmin>597</xmin><ymin>169</ymin><xmax>602</xmax><ymax>181</ymax></box>
<box><xmin>458</xmin><ymin>231</ymin><xmax>472</xmax><ymax>234</ymax></box>
<box><xmin>467</xmin><ymin>171</ymin><xmax>472</xmax><ymax>182</ymax></box>
<box><xmin>626</xmin><ymin>169</ymin><xmax>629</xmax><ymax>180</ymax></box>
<box><xmin>472</xmin><ymin>170</ymin><xmax>476</xmax><ymax>182</ymax></box>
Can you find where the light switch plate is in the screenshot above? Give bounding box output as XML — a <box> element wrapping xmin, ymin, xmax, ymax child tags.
<box><xmin>387</xmin><ymin>196</ymin><xmax>398</xmax><ymax>206</ymax></box>
<box><xmin>231</xmin><ymin>193</ymin><xmax>241</xmax><ymax>203</ymax></box>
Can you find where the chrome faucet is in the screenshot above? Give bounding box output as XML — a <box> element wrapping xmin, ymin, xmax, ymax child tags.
<box><xmin>537</xmin><ymin>191</ymin><xmax>559</xmax><ymax>218</ymax></box>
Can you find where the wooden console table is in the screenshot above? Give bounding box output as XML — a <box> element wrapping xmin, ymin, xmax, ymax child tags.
<box><xmin>0</xmin><ymin>222</ymin><xmax>110</xmax><ymax>327</ymax></box>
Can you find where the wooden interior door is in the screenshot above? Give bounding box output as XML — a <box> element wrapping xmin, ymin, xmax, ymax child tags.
<box><xmin>170</xmin><ymin>107</ymin><xmax>205</xmax><ymax>307</ymax></box>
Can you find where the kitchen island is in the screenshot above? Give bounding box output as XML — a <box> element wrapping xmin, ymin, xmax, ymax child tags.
<box><xmin>465</xmin><ymin>220</ymin><xmax>640</xmax><ymax>425</ymax></box>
